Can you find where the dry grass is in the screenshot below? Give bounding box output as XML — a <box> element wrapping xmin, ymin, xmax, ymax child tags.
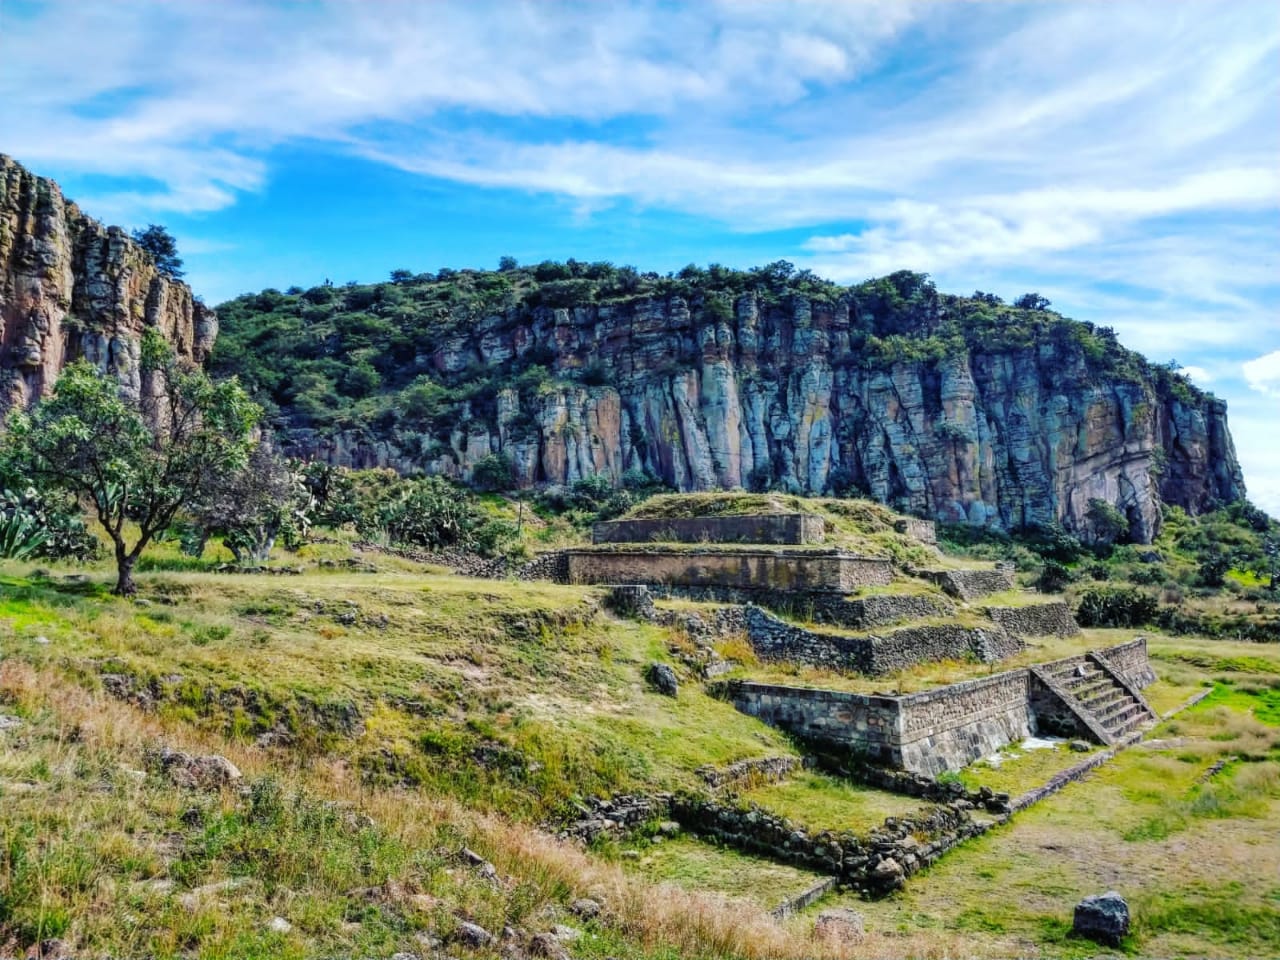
<box><xmin>0</xmin><ymin>660</ymin><xmax>969</xmax><ymax>959</ymax></box>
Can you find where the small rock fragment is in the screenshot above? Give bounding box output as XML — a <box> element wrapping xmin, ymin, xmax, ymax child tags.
<box><xmin>0</xmin><ymin>715</ymin><xmax>22</xmax><ymax>732</ymax></box>
<box><xmin>1070</xmin><ymin>739</ymin><xmax>1091</xmax><ymax>752</ymax></box>
<box><xmin>267</xmin><ymin>916</ymin><xmax>292</xmax><ymax>934</ymax></box>
<box><xmin>570</xmin><ymin>897</ymin><xmax>601</xmax><ymax>920</ymax></box>
<box><xmin>528</xmin><ymin>932</ymin><xmax>570</xmax><ymax>959</ymax></box>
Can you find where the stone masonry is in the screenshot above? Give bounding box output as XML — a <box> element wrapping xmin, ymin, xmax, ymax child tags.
<box><xmin>564</xmin><ymin>548</ymin><xmax>892</xmax><ymax>591</ymax></box>
<box><xmin>717</xmin><ymin>639</ymin><xmax>1156</xmax><ymax>775</ymax></box>
<box><xmin>743</xmin><ymin>606</ymin><xmax>1019</xmax><ymax>676</ymax></box>
<box><xmin>593</xmin><ymin>513</ymin><xmax>825</xmax><ymax>545</ymax></box>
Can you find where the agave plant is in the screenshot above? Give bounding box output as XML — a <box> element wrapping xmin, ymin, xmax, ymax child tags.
<box><xmin>0</xmin><ymin>488</ymin><xmax>51</xmax><ymax>560</ymax></box>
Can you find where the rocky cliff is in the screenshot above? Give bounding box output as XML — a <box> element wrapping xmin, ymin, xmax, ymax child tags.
<box><xmin>215</xmin><ymin>266</ymin><xmax>1245</xmax><ymax>543</ymax></box>
<box><xmin>0</xmin><ymin>154</ymin><xmax>217</xmax><ymax>414</ymax></box>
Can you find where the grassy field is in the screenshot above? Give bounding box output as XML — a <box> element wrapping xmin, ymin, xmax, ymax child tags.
<box><xmin>3</xmin><ymin>528</ymin><xmax>1280</xmax><ymax>958</ymax></box>
<box><xmin>839</xmin><ymin>638</ymin><xmax>1280</xmax><ymax>958</ymax></box>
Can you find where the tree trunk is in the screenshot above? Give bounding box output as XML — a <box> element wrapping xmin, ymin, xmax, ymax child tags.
<box><xmin>114</xmin><ymin>553</ymin><xmax>138</xmax><ymax>596</ymax></box>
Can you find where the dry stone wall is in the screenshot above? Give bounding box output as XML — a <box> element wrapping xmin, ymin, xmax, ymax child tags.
<box><xmin>1094</xmin><ymin>637</ymin><xmax>1156</xmax><ymax>688</ymax></box>
<box><xmin>985</xmin><ymin>601</ymin><xmax>1080</xmax><ymax>637</ymax></box>
<box><xmin>719</xmin><ymin>640</ymin><xmax>1153</xmax><ymax>774</ymax></box>
<box><xmin>743</xmin><ymin>606</ymin><xmax>1018</xmax><ymax>676</ymax></box>
<box><xmin>592</xmin><ymin>514</ymin><xmax>825</xmax><ymax>545</ymax></box>
<box><xmin>919</xmin><ymin>564</ymin><xmax>1015</xmax><ymax>599</ymax></box>
<box><xmin>563</xmin><ymin>548</ymin><xmax>892</xmax><ymax>591</ymax></box>
<box><xmin>895</xmin><ymin>671</ymin><xmax>1032</xmax><ymax>775</ymax></box>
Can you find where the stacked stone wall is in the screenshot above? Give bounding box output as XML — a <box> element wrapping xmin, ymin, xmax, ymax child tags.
<box><xmin>593</xmin><ymin>514</ymin><xmax>825</xmax><ymax>545</ymax></box>
<box><xmin>919</xmin><ymin>565</ymin><xmax>1015</xmax><ymax>599</ymax></box>
<box><xmin>895</xmin><ymin>671</ymin><xmax>1032</xmax><ymax>775</ymax></box>
<box><xmin>720</xmin><ymin>680</ymin><xmax>902</xmax><ymax>766</ymax></box>
<box><xmin>564</xmin><ymin>548</ymin><xmax>892</xmax><ymax>591</ymax></box>
<box><xmin>985</xmin><ymin>601</ymin><xmax>1079</xmax><ymax>637</ymax></box>
<box><xmin>743</xmin><ymin>606</ymin><xmax>1015</xmax><ymax>676</ymax></box>
<box><xmin>894</xmin><ymin>518</ymin><xmax>938</xmax><ymax>545</ymax></box>
<box><xmin>1094</xmin><ymin>637</ymin><xmax>1156</xmax><ymax>688</ymax></box>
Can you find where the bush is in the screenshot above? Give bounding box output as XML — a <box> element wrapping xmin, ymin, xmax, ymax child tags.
<box><xmin>471</xmin><ymin>453</ymin><xmax>516</xmax><ymax>493</ymax></box>
<box><xmin>1076</xmin><ymin>588</ymin><xmax>1159</xmax><ymax>628</ymax></box>
<box><xmin>1036</xmin><ymin>560</ymin><xmax>1072</xmax><ymax>593</ymax></box>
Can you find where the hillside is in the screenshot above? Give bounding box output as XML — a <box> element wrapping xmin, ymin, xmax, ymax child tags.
<box><xmin>2</xmin><ymin>521</ymin><xmax>1279</xmax><ymax>958</ymax></box>
<box><xmin>212</xmin><ymin>263</ymin><xmax>1244</xmax><ymax>544</ymax></box>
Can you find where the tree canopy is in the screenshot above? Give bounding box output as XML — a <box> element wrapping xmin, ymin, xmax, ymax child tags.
<box><xmin>2</xmin><ymin>340</ymin><xmax>260</xmax><ymax>593</ymax></box>
<box><xmin>131</xmin><ymin>224</ymin><xmax>185</xmax><ymax>279</ymax></box>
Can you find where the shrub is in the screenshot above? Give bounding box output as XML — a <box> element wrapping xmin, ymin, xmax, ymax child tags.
<box><xmin>471</xmin><ymin>453</ymin><xmax>516</xmax><ymax>493</ymax></box>
<box><xmin>1036</xmin><ymin>560</ymin><xmax>1072</xmax><ymax>593</ymax></box>
<box><xmin>1076</xmin><ymin>587</ymin><xmax>1159</xmax><ymax>628</ymax></box>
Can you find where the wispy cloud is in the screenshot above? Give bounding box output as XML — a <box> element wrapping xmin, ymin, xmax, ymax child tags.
<box><xmin>1</xmin><ymin>0</ymin><xmax>1277</xmax><ymax>504</ymax></box>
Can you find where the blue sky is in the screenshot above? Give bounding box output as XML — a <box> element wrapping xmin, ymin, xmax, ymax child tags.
<box><xmin>2</xmin><ymin>0</ymin><xmax>1278</xmax><ymax>512</ymax></box>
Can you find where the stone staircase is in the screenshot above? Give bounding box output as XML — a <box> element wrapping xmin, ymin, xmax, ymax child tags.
<box><xmin>1034</xmin><ymin>655</ymin><xmax>1158</xmax><ymax>744</ymax></box>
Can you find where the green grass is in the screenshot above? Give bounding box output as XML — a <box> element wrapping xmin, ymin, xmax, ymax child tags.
<box><xmin>957</xmin><ymin>737</ymin><xmax>1102</xmax><ymax>797</ymax></box>
<box><xmin>740</xmin><ymin>770</ymin><xmax>916</xmax><ymax>833</ymax></box>
<box><xmin>621</xmin><ymin>836</ymin><xmax>825</xmax><ymax>908</ymax></box>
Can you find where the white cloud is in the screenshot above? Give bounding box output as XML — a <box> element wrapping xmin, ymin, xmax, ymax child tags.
<box><xmin>1180</xmin><ymin>366</ymin><xmax>1213</xmax><ymax>385</ymax></box>
<box><xmin>1243</xmin><ymin>350</ymin><xmax>1280</xmax><ymax>397</ymax></box>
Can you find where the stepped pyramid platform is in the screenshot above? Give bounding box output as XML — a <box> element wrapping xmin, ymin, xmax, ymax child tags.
<box><xmin>578</xmin><ymin>494</ymin><xmax>1153</xmax><ymax>774</ymax></box>
<box><xmin>717</xmin><ymin>638</ymin><xmax>1159</xmax><ymax>775</ymax></box>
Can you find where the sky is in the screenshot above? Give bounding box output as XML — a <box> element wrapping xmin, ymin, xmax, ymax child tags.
<box><xmin>2</xmin><ymin>0</ymin><xmax>1278</xmax><ymax>512</ymax></box>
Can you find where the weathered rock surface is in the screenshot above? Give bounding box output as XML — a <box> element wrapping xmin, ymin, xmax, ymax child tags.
<box><xmin>278</xmin><ymin>290</ymin><xmax>1242</xmax><ymax>544</ymax></box>
<box><xmin>645</xmin><ymin>662</ymin><xmax>679</xmax><ymax>698</ymax></box>
<box><xmin>0</xmin><ymin>154</ymin><xmax>215</xmax><ymax>417</ymax></box>
<box><xmin>1073</xmin><ymin>890</ymin><xmax>1130</xmax><ymax>945</ymax></box>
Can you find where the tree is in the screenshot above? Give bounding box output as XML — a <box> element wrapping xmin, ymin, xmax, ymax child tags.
<box><xmin>497</xmin><ymin>255</ymin><xmax>519</xmax><ymax>272</ymax></box>
<box><xmin>1086</xmin><ymin>498</ymin><xmax>1130</xmax><ymax>546</ymax></box>
<box><xmin>131</xmin><ymin>224</ymin><xmax>185</xmax><ymax>279</ymax></box>
<box><xmin>2</xmin><ymin>342</ymin><xmax>260</xmax><ymax>594</ymax></box>
<box><xmin>187</xmin><ymin>437</ymin><xmax>313</xmax><ymax>564</ymax></box>
<box><xmin>1013</xmin><ymin>292</ymin><xmax>1051</xmax><ymax>311</ymax></box>
<box><xmin>471</xmin><ymin>452</ymin><xmax>516</xmax><ymax>493</ymax></box>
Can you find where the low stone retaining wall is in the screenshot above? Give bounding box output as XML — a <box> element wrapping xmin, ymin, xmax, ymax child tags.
<box><xmin>743</xmin><ymin>606</ymin><xmax>1016</xmax><ymax>676</ymax></box>
<box><xmin>593</xmin><ymin>514</ymin><xmax>825</xmax><ymax>545</ymax></box>
<box><xmin>697</xmin><ymin>755</ymin><xmax>804</xmax><ymax>789</ymax></box>
<box><xmin>670</xmin><ymin>794</ymin><xmax>995</xmax><ymax>896</ymax></box>
<box><xmin>718</xmin><ymin>640</ymin><xmax>1154</xmax><ymax>774</ymax></box>
<box><xmin>985</xmin><ymin>601</ymin><xmax>1080</xmax><ymax>637</ymax></box>
<box><xmin>896</xmin><ymin>670</ymin><xmax>1032</xmax><ymax>775</ymax></box>
<box><xmin>919</xmin><ymin>564</ymin><xmax>1015</xmax><ymax>600</ymax></box>
<box><xmin>564</xmin><ymin>548</ymin><xmax>893</xmax><ymax>591</ymax></box>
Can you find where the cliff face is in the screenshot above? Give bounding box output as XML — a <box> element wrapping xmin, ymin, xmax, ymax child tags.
<box><xmin>272</xmin><ymin>291</ymin><xmax>1244</xmax><ymax>544</ymax></box>
<box><xmin>0</xmin><ymin>155</ymin><xmax>217</xmax><ymax>414</ymax></box>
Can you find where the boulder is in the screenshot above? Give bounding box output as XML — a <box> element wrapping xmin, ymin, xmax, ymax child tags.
<box><xmin>645</xmin><ymin>662</ymin><xmax>679</xmax><ymax>698</ymax></box>
<box><xmin>453</xmin><ymin>920</ymin><xmax>496</xmax><ymax>948</ymax></box>
<box><xmin>1070</xmin><ymin>739</ymin><xmax>1091</xmax><ymax>752</ymax></box>
<box><xmin>1073</xmin><ymin>891</ymin><xmax>1130</xmax><ymax>946</ymax></box>
<box><xmin>870</xmin><ymin>856</ymin><xmax>906</xmax><ymax>891</ymax></box>
<box><xmin>528</xmin><ymin>932</ymin><xmax>570</xmax><ymax>959</ymax></box>
<box><xmin>157</xmin><ymin>748</ymin><xmax>242</xmax><ymax>790</ymax></box>
<box><xmin>814</xmin><ymin>907</ymin><xmax>865</xmax><ymax>946</ymax></box>
<box><xmin>569</xmin><ymin>897</ymin><xmax>602</xmax><ymax>919</ymax></box>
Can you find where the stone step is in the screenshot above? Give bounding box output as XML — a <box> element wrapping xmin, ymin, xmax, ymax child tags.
<box><xmin>1098</xmin><ymin>701</ymin><xmax>1145</xmax><ymax>729</ymax></box>
<box><xmin>1070</xmin><ymin>676</ymin><xmax>1115</xmax><ymax>698</ymax></box>
<box><xmin>1110</xmin><ymin>713</ymin><xmax>1151</xmax><ymax>738</ymax></box>
<box><xmin>1079</xmin><ymin>687</ymin><xmax>1128</xmax><ymax>712</ymax></box>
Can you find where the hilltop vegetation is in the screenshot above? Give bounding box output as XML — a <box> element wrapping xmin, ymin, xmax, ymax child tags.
<box><xmin>211</xmin><ymin>262</ymin><xmax>1203</xmax><ymax>460</ymax></box>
